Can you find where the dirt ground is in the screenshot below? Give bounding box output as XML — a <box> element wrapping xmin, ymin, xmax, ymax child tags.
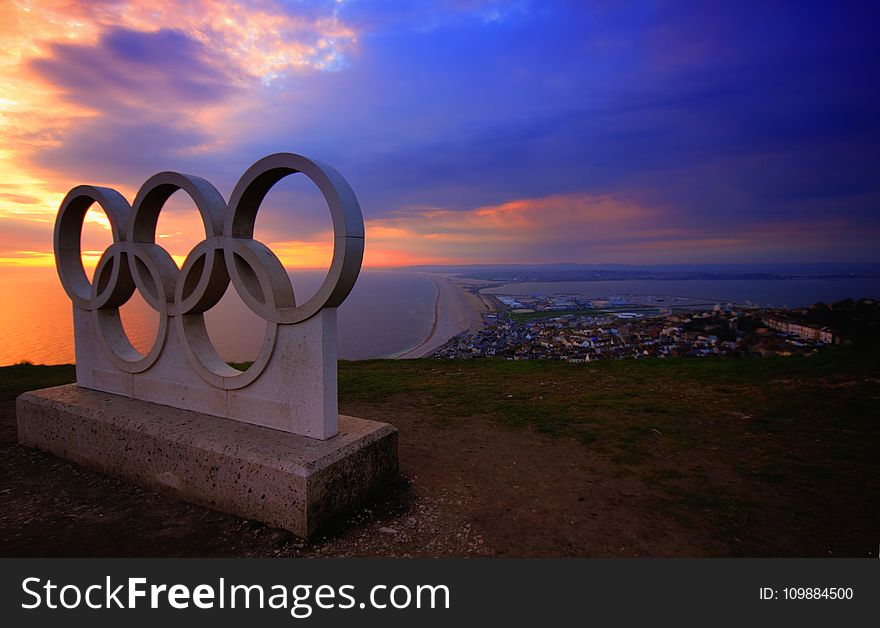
<box><xmin>0</xmin><ymin>361</ymin><xmax>877</xmax><ymax>557</ymax></box>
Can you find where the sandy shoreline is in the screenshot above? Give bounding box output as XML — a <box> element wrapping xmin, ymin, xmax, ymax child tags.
<box><xmin>395</xmin><ymin>274</ymin><xmax>486</xmax><ymax>359</ymax></box>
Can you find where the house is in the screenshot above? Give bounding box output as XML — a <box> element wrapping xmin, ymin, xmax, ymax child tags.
<box><xmin>763</xmin><ymin>314</ymin><xmax>840</xmax><ymax>344</ymax></box>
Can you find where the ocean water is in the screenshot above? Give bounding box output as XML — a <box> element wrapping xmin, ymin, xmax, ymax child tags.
<box><xmin>3</xmin><ymin>271</ymin><xmax>877</xmax><ymax>367</ymax></box>
<box><xmin>482</xmin><ymin>278</ymin><xmax>880</xmax><ymax>308</ymax></box>
<box><xmin>0</xmin><ymin>269</ymin><xmax>436</xmax><ymax>366</ymax></box>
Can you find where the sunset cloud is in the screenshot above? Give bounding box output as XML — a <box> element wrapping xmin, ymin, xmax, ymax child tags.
<box><xmin>361</xmin><ymin>194</ymin><xmax>880</xmax><ymax>265</ymax></box>
<box><xmin>0</xmin><ymin>1</ymin><xmax>877</xmax><ymax>272</ymax></box>
<box><xmin>0</xmin><ymin>0</ymin><xmax>359</xmax><ymax>232</ymax></box>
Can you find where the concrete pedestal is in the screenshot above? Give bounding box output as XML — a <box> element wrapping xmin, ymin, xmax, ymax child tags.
<box><xmin>16</xmin><ymin>385</ymin><xmax>398</xmax><ymax>538</ymax></box>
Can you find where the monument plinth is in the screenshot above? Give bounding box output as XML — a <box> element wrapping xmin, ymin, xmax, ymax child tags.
<box><xmin>17</xmin><ymin>153</ymin><xmax>398</xmax><ymax>537</ymax></box>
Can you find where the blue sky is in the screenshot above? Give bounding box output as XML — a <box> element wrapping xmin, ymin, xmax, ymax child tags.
<box><xmin>1</xmin><ymin>0</ymin><xmax>878</xmax><ymax>268</ymax></box>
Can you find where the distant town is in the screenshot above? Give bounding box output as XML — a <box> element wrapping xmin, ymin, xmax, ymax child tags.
<box><xmin>434</xmin><ymin>292</ymin><xmax>878</xmax><ymax>362</ymax></box>
<box><xmin>406</xmin><ymin>262</ymin><xmax>880</xmax><ymax>284</ymax></box>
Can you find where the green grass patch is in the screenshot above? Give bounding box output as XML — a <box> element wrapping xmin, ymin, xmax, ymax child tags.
<box><xmin>3</xmin><ymin>347</ymin><xmax>876</xmax><ymax>555</ymax></box>
<box><xmin>0</xmin><ymin>362</ymin><xmax>75</xmax><ymax>399</ymax></box>
<box><xmin>333</xmin><ymin>347</ymin><xmax>879</xmax><ymax>450</ymax></box>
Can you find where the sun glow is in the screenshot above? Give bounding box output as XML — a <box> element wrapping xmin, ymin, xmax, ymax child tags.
<box><xmin>0</xmin><ymin>0</ymin><xmax>360</xmax><ymax>270</ymax></box>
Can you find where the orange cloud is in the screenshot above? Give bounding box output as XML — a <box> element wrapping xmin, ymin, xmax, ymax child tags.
<box><xmin>363</xmin><ymin>193</ymin><xmax>658</xmax><ymax>262</ymax></box>
<box><xmin>2</xmin><ymin>189</ymin><xmax>876</xmax><ymax>271</ymax></box>
<box><xmin>266</xmin><ymin>238</ymin><xmax>334</xmax><ymax>270</ymax></box>
<box><xmin>263</xmin><ymin>194</ymin><xmax>658</xmax><ymax>267</ymax></box>
<box><xmin>360</xmin><ymin>193</ymin><xmax>875</xmax><ymax>265</ymax></box>
<box><xmin>0</xmin><ymin>0</ymin><xmax>359</xmax><ymax>244</ymax></box>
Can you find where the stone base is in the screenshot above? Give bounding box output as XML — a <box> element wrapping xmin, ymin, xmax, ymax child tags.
<box><xmin>16</xmin><ymin>385</ymin><xmax>398</xmax><ymax>538</ymax></box>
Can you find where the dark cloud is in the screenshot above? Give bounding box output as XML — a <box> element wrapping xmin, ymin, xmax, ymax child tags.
<box><xmin>33</xmin><ymin>120</ymin><xmax>215</xmax><ymax>187</ymax></box>
<box><xmin>30</xmin><ymin>26</ymin><xmax>238</xmax><ymax>115</ymax></box>
<box><xmin>27</xmin><ymin>26</ymin><xmax>242</xmax><ymax>188</ymax></box>
<box><xmin>278</xmin><ymin>0</ymin><xmax>880</xmax><ymax>245</ymax></box>
<box><xmin>19</xmin><ymin>1</ymin><xmax>880</xmax><ymax>262</ymax></box>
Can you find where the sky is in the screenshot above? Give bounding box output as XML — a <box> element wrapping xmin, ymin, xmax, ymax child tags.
<box><xmin>1</xmin><ymin>0</ymin><xmax>879</xmax><ymax>271</ymax></box>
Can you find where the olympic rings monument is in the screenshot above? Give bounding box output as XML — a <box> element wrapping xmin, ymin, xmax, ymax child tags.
<box><xmin>17</xmin><ymin>153</ymin><xmax>399</xmax><ymax>537</ymax></box>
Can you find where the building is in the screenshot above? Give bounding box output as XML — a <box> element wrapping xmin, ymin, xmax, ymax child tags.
<box><xmin>763</xmin><ymin>314</ymin><xmax>839</xmax><ymax>344</ymax></box>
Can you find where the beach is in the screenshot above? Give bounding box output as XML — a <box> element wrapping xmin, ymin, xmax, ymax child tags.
<box><xmin>395</xmin><ymin>274</ymin><xmax>486</xmax><ymax>358</ymax></box>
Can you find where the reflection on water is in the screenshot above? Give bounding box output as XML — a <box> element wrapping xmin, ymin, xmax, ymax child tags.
<box><xmin>0</xmin><ymin>269</ymin><xmax>435</xmax><ymax>365</ymax></box>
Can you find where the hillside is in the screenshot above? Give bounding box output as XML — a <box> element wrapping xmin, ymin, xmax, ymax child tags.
<box><xmin>1</xmin><ymin>349</ymin><xmax>878</xmax><ymax>557</ymax></box>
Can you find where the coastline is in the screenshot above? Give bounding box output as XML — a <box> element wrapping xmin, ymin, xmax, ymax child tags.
<box><xmin>395</xmin><ymin>274</ymin><xmax>486</xmax><ymax>359</ymax></box>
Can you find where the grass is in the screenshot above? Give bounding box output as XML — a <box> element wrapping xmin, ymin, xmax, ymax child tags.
<box><xmin>0</xmin><ymin>362</ymin><xmax>75</xmax><ymax>399</ymax></box>
<box><xmin>3</xmin><ymin>346</ymin><xmax>877</xmax><ymax>554</ymax></box>
<box><xmin>336</xmin><ymin>347</ymin><xmax>878</xmax><ymax>552</ymax></box>
<box><xmin>338</xmin><ymin>346</ymin><xmax>879</xmax><ymax>442</ymax></box>
<box><xmin>5</xmin><ymin>348</ymin><xmax>877</xmax><ymax>468</ymax></box>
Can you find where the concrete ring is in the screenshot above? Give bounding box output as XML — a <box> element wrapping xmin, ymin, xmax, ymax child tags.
<box><xmin>90</xmin><ymin>243</ymin><xmax>171</xmax><ymax>370</ymax></box>
<box><xmin>224</xmin><ymin>153</ymin><xmax>364</xmax><ymax>325</ymax></box>
<box><xmin>129</xmin><ymin>171</ymin><xmax>226</xmax><ymax>243</ymax></box>
<box><xmin>90</xmin><ymin>243</ymin><xmax>135</xmax><ymax>310</ymax></box>
<box><xmin>174</xmin><ymin>237</ymin><xmax>230</xmax><ymax>315</ymax></box>
<box><xmin>93</xmin><ymin>307</ymin><xmax>168</xmax><ymax>373</ymax></box>
<box><xmin>125</xmin><ymin>241</ymin><xmax>179</xmax><ymax>315</ymax></box>
<box><xmin>222</xmin><ymin>236</ymin><xmax>295</xmax><ymax>323</ymax></box>
<box><xmin>175</xmin><ymin>238</ymin><xmax>277</xmax><ymax>387</ymax></box>
<box><xmin>54</xmin><ymin>185</ymin><xmax>131</xmax><ymax>310</ymax></box>
<box><xmin>175</xmin><ymin>313</ymin><xmax>277</xmax><ymax>389</ymax></box>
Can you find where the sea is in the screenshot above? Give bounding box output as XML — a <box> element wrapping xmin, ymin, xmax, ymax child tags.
<box><xmin>0</xmin><ymin>271</ymin><xmax>878</xmax><ymax>366</ymax></box>
<box><xmin>0</xmin><ymin>269</ymin><xmax>437</xmax><ymax>365</ymax></box>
